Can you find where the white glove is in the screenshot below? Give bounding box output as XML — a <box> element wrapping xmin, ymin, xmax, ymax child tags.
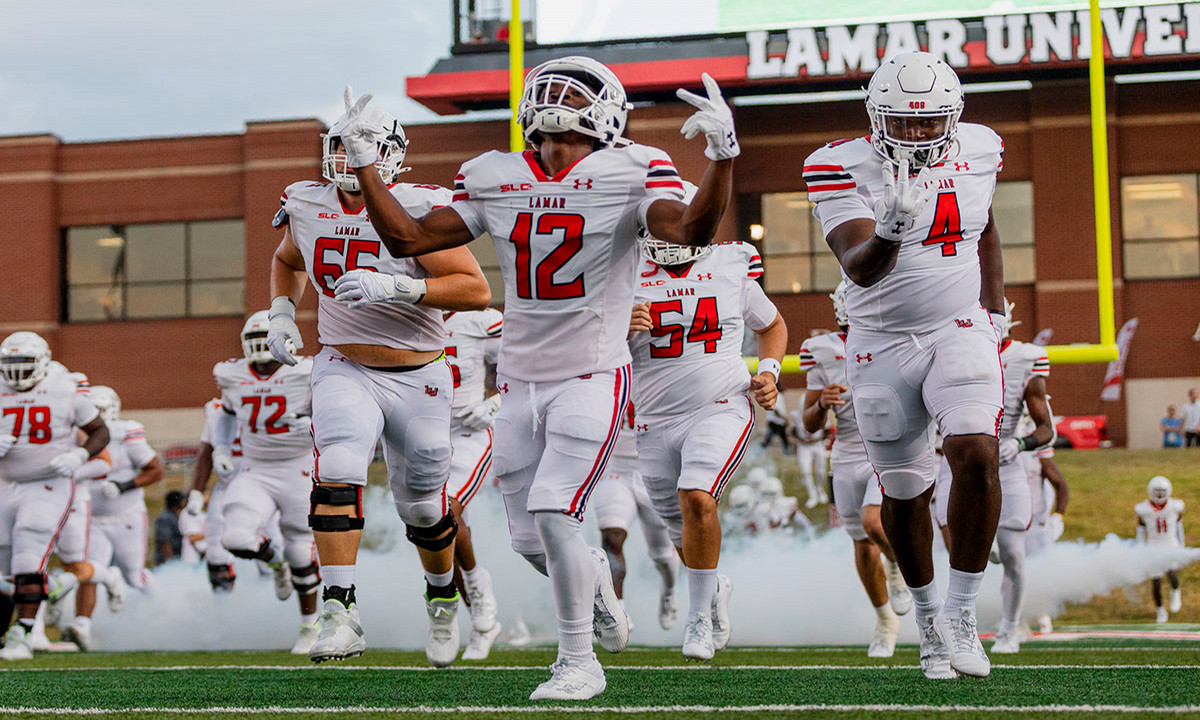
<box><xmin>998</xmin><ymin>437</ymin><xmax>1020</xmax><ymax>465</ymax></box>
<box><xmin>99</xmin><ymin>481</ymin><xmax>121</xmax><ymax>501</ymax></box>
<box><xmin>676</xmin><ymin>73</ymin><xmax>740</xmax><ymax>161</ymax></box>
<box><xmin>49</xmin><ymin>447</ymin><xmax>89</xmax><ymax>477</ymax></box>
<box><xmin>0</xmin><ymin>435</ymin><xmax>14</xmax><ymax>459</ymax></box>
<box><xmin>1048</xmin><ymin>512</ymin><xmax>1065</xmax><ymax>541</ymax></box>
<box><xmin>455</xmin><ymin>395</ymin><xmax>501</xmax><ymax>431</ymax></box>
<box><xmin>212</xmin><ymin>446</ymin><xmax>235</xmax><ymax>475</ymax></box>
<box><xmin>874</xmin><ymin>159</ymin><xmax>934</xmax><ymax>243</ymax></box>
<box><xmin>339</xmin><ymin>85</ymin><xmax>381</xmax><ymax>169</ymax></box>
<box><xmin>186</xmin><ymin>489</ymin><xmax>206</xmax><ymax>516</ymax></box>
<box><xmin>267</xmin><ymin>296</ymin><xmax>303</xmax><ymax>366</ymax></box>
<box><xmin>280</xmin><ymin>413</ymin><xmax>313</xmax><ymax>434</ymax></box>
<box><xmin>333</xmin><ymin>269</ymin><xmax>426</xmax><ymax>308</ymax></box>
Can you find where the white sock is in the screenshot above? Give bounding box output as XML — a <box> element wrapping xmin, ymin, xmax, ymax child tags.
<box><xmin>462</xmin><ymin>566</ymin><xmax>482</xmax><ymax>584</ymax></box>
<box><xmin>944</xmin><ymin>568</ymin><xmax>985</xmax><ymax>615</ymax></box>
<box><xmin>301</xmin><ymin>613</ymin><xmax>318</xmax><ymax>627</ymax></box>
<box><xmin>874</xmin><ymin>603</ymin><xmax>896</xmax><ymax>622</ymax></box>
<box><xmin>322</xmin><ymin>565</ymin><xmax>356</xmax><ymax>589</ymax></box>
<box><xmin>998</xmin><ymin>618</ymin><xmax>1019</xmax><ymax>636</ymax></box>
<box><xmin>73</xmin><ymin>616</ymin><xmax>92</xmax><ymax>633</ymax></box>
<box><xmin>654</xmin><ymin>555</ymin><xmax>680</xmax><ymax>593</ymax></box>
<box><xmin>534</xmin><ymin>512</ymin><xmax>597</xmax><ymax>664</ymax></box>
<box><xmin>909</xmin><ymin>580</ymin><xmax>942</xmax><ymax>620</ymax></box>
<box><xmin>90</xmin><ymin>564</ymin><xmax>112</xmax><ymax>588</ymax></box>
<box><xmin>557</xmin><ymin>615</ymin><xmax>594</xmax><ymax>663</ymax></box>
<box><xmin>425</xmin><ymin>569</ymin><xmax>454</xmax><ymax>589</ymax></box>
<box><xmin>687</xmin><ymin>567</ymin><xmax>718</xmax><ymax>621</ymax></box>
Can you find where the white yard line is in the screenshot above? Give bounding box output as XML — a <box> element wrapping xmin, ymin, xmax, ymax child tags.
<box><xmin>0</xmin><ymin>663</ymin><xmax>1195</xmax><ymax>672</ymax></box>
<box><xmin>1</xmin><ymin>704</ymin><xmax>1199</xmax><ymax>715</ymax></box>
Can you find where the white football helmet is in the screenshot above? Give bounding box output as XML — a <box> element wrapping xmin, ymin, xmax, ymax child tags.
<box><xmin>90</xmin><ymin>385</ymin><xmax>121</xmax><ymax>423</ymax></box>
<box><xmin>640</xmin><ymin>182</ymin><xmax>711</xmax><ymax>266</ymax></box>
<box><xmin>728</xmin><ymin>484</ymin><xmax>755</xmax><ymax>513</ymax></box>
<box><xmin>322</xmin><ymin>104</ymin><xmax>410</xmax><ymax>192</ymax></box>
<box><xmin>866</xmin><ymin>51</ymin><xmax>964</xmax><ymax>169</ymax></box>
<box><xmin>830</xmin><ymin>281</ymin><xmax>849</xmax><ymax>328</ymax></box>
<box><xmin>0</xmin><ymin>332</ymin><xmax>51</xmax><ymax>392</ymax></box>
<box><xmin>761</xmin><ymin>477</ymin><xmax>784</xmax><ymax>503</ymax></box>
<box><xmin>745</xmin><ymin>466</ymin><xmax>769</xmax><ymax>492</ymax></box>
<box><xmin>1148</xmin><ymin>476</ymin><xmax>1172</xmax><ymax>504</ymax></box>
<box><xmin>519</xmin><ymin>56</ymin><xmax>631</xmax><ymax>149</ymax></box>
<box><xmin>241</xmin><ymin>311</ymin><xmax>274</xmax><ymax>364</ymax></box>
<box><xmin>997</xmin><ymin>299</ymin><xmax>1021</xmax><ymax>339</ymax></box>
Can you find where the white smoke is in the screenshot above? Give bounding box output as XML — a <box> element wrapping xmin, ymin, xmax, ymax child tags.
<box><xmin>80</xmin><ymin>486</ymin><xmax>1199</xmax><ymax>651</ymax></box>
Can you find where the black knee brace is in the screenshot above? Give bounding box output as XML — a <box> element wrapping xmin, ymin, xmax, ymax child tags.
<box><xmin>12</xmin><ymin>573</ymin><xmax>46</xmax><ymax>605</ymax></box>
<box><xmin>291</xmin><ymin>562</ymin><xmax>321</xmax><ymax>595</ymax></box>
<box><xmin>309</xmin><ymin>484</ymin><xmax>365</xmax><ymax>532</ymax></box>
<box><xmin>228</xmin><ymin>537</ymin><xmax>274</xmax><ymax>562</ymax></box>
<box><xmin>405</xmin><ymin>511</ymin><xmax>458</xmax><ymax>552</ymax></box>
<box><xmin>207</xmin><ymin>563</ymin><xmax>236</xmax><ymax>593</ymax></box>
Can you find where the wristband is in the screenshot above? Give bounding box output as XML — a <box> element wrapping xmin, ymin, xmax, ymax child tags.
<box><xmin>115</xmin><ymin>479</ymin><xmax>136</xmax><ymax>494</ymax></box>
<box><xmin>987</xmin><ymin>308</ymin><xmax>1005</xmax><ymax>318</ymax></box>
<box><xmin>757</xmin><ymin>358</ymin><xmax>782</xmax><ymax>381</ymax></box>
<box><xmin>269</xmin><ymin>295</ymin><xmax>296</xmax><ymax>319</ymax></box>
<box><xmin>1016</xmin><ymin>433</ymin><xmax>1040</xmax><ymax>452</ymax></box>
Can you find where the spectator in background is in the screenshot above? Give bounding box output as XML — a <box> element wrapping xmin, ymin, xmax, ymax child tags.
<box><xmin>155</xmin><ymin>491</ymin><xmax>187</xmax><ymax>565</ymax></box>
<box><xmin>1183</xmin><ymin>388</ymin><xmax>1200</xmax><ymax>448</ymax></box>
<box><xmin>1162</xmin><ymin>405</ymin><xmax>1184</xmax><ymax>448</ymax></box>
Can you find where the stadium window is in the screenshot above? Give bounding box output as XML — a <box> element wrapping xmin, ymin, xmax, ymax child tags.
<box><xmin>992</xmin><ymin>181</ymin><xmax>1036</xmax><ymax>284</ymax></box>
<box><xmin>758</xmin><ymin>192</ymin><xmax>842</xmax><ymax>294</ymax></box>
<box><xmin>65</xmin><ymin>220</ymin><xmax>245</xmax><ymax>321</ymax></box>
<box><xmin>1121</xmin><ymin>174</ymin><xmax>1200</xmax><ymax>280</ymax></box>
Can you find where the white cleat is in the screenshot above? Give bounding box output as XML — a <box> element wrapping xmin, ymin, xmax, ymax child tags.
<box><xmin>426</xmin><ymin>595</ymin><xmax>461</xmax><ymax>668</ymax></box>
<box><xmin>45</xmin><ymin>571</ymin><xmax>78</xmax><ymax>626</ymax></box>
<box><xmin>916</xmin><ymin>614</ymin><xmax>956</xmax><ymax>679</ymax></box>
<box><xmin>804</xmin><ymin>495</ymin><xmax>819</xmax><ymax>509</ymax></box>
<box><xmin>682</xmin><ymin>614</ymin><xmax>715</xmax><ymax>662</ymax></box>
<box><xmin>991</xmin><ymin>630</ymin><xmax>1021</xmax><ymax>655</ymax></box>
<box><xmin>0</xmin><ymin>626</ymin><xmax>33</xmax><ymax>661</ymax></box>
<box><xmin>291</xmin><ymin>623</ymin><xmax>319</xmax><ymax>655</ymax></box>
<box><xmin>1170</xmin><ymin>588</ymin><xmax>1182</xmax><ymax>613</ymax></box>
<box><xmin>529</xmin><ymin>657</ymin><xmax>607</xmax><ymax>701</ymax></box>
<box><xmin>710</xmin><ymin>574</ymin><xmax>733</xmax><ymax>651</ymax></box>
<box><xmin>1157</xmin><ymin>606</ymin><xmax>1169</xmax><ymax>624</ymax></box>
<box><xmin>62</xmin><ymin>622</ymin><xmax>91</xmax><ymax>652</ymax></box>
<box><xmin>883</xmin><ymin>561</ymin><xmax>912</xmax><ymax>616</ymax></box>
<box><xmin>308</xmin><ymin>599</ymin><xmax>366</xmax><ymax>663</ymax></box>
<box><xmin>868</xmin><ymin>610</ymin><xmax>900</xmax><ymax>658</ymax></box>
<box><xmin>590</xmin><ymin>549</ymin><xmax>629</xmax><ymax>654</ymax></box>
<box><xmin>105</xmin><ymin>572</ymin><xmax>127</xmax><ymax>614</ymax></box>
<box><xmin>465</xmin><ymin>568</ymin><xmax>499</xmax><ymax>634</ymax></box>
<box><xmin>818</xmin><ymin>488</ymin><xmax>829</xmax><ymax>504</ymax></box>
<box><xmin>28</xmin><ymin>625</ymin><xmax>50</xmax><ymax>652</ymax></box>
<box><xmin>273</xmin><ymin>564</ymin><xmax>293</xmax><ymax>602</ymax></box>
<box><xmin>658</xmin><ymin>591</ymin><xmax>678</xmax><ymax>631</ymax></box>
<box><xmin>507</xmin><ymin>615</ymin><xmax>532</xmax><ymax>646</ymax></box>
<box><xmin>938</xmin><ymin>607</ymin><xmax>990</xmax><ymax>678</ymax></box>
<box><xmin>1037</xmin><ymin>614</ymin><xmax>1054</xmax><ymax>635</ymax></box>
<box><xmin>462</xmin><ymin>622</ymin><xmax>502</xmax><ymax>661</ymax></box>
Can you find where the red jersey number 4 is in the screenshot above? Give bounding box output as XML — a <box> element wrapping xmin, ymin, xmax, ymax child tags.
<box><xmin>922</xmin><ymin>192</ymin><xmax>963</xmax><ymax>257</ymax></box>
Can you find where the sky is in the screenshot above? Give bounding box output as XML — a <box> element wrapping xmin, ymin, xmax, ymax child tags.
<box><xmin>0</xmin><ymin>1</ymin><xmax>456</xmax><ymax>142</ymax></box>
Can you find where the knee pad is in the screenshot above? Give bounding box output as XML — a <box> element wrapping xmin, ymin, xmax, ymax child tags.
<box><xmin>405</xmin><ymin>511</ymin><xmax>457</xmax><ymax>552</ymax></box>
<box><xmin>207</xmin><ymin>563</ymin><xmax>236</xmax><ymax>593</ymax></box>
<box><xmin>941</xmin><ymin>406</ymin><xmax>1002</xmax><ymax>437</ymax></box>
<box><xmin>854</xmin><ymin>384</ymin><xmax>907</xmax><ymax>443</ymax></box>
<box><xmin>644</xmin><ymin>478</ymin><xmax>685</xmax><ymax>546</ymax></box>
<box><xmin>290</xmin><ymin>562</ymin><xmax>321</xmax><ymax>595</ymax></box>
<box><xmin>12</xmin><ymin>573</ymin><xmax>46</xmax><ymax>605</ymax></box>
<box><xmin>395</xmin><ymin>489</ymin><xmax>445</xmax><ymax>529</ymax></box>
<box><xmin>284</xmin><ymin>542</ymin><xmax>315</xmax><ymax>570</ymax></box>
<box><xmin>220</xmin><ymin>523</ymin><xmax>261</xmax><ymax>554</ymax></box>
<box><xmin>313</xmin><ymin>443</ymin><xmax>370</xmax><ymax>485</ymax></box>
<box><xmin>878</xmin><ymin>469</ymin><xmax>934</xmax><ymax>502</ymax></box>
<box><xmin>404</xmin><ymin>433</ymin><xmax>453</xmax><ymax>494</ymax></box>
<box><xmin>308</xmin><ymin>484</ymin><xmax>364</xmax><ymax>532</ymax></box>
<box><xmin>227</xmin><ymin>537</ymin><xmax>272</xmax><ymax>562</ymax></box>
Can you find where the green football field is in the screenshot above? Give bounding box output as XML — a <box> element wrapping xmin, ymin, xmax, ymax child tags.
<box><xmin>3</xmin><ymin>638</ymin><xmax>1199</xmax><ymax>719</ymax></box>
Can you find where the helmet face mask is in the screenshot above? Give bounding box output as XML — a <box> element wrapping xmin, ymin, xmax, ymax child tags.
<box><xmin>241</xmin><ymin>311</ymin><xmax>274</xmax><ymax>364</ymax></box>
<box><xmin>639</xmin><ymin>181</ymin><xmax>706</xmax><ymax>267</ymax></box>
<box><xmin>866</xmin><ymin>51</ymin><xmax>964</xmax><ymax>170</ymax></box>
<box><xmin>1148</xmin><ymin>476</ymin><xmax>1172</xmax><ymax>504</ymax></box>
<box><xmin>90</xmin><ymin>385</ymin><xmax>121</xmax><ymax>423</ymax></box>
<box><xmin>519</xmin><ymin>56</ymin><xmax>631</xmax><ymax>149</ymax></box>
<box><xmin>0</xmin><ymin>332</ymin><xmax>51</xmax><ymax>392</ymax></box>
<box><xmin>322</xmin><ymin>109</ymin><xmax>409</xmax><ymax>192</ymax></box>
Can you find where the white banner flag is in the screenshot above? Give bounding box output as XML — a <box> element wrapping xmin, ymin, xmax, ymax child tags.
<box><xmin>1100</xmin><ymin>318</ymin><xmax>1138</xmax><ymax>402</ymax></box>
<box><xmin>1032</xmin><ymin>328</ymin><xmax>1054</xmax><ymax>346</ymax></box>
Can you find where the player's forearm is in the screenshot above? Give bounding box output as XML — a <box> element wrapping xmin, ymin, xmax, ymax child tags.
<box><xmin>352</xmin><ymin>167</ymin><xmax>429</xmax><ymax>257</ymax></box>
<box><xmin>828</xmin><ymin>220</ymin><xmax>900</xmax><ymax>288</ymax></box>
<box><xmin>132</xmin><ymin>457</ymin><xmax>164</xmax><ymax>489</ymax></box>
<box><xmin>754</xmin><ymin>314</ymin><xmax>788</xmax><ymax>366</ymax></box>
<box><xmin>679</xmin><ymin>159</ymin><xmax>733</xmax><ymax>247</ymax></box>
<box><xmin>1045</xmin><ymin>465</ymin><xmax>1069</xmax><ymax>514</ymax></box>
<box><xmin>81</xmin><ymin>423</ymin><xmax>110</xmax><ymax>458</ymax></box>
<box><xmin>977</xmin><ymin>212</ymin><xmax>1004</xmax><ymax>311</ymax></box>
<box><xmin>270</xmin><ymin>255</ymin><xmax>307</xmax><ymax>305</ymax></box>
<box><xmin>190</xmin><ymin>447</ymin><xmax>213</xmax><ymax>493</ymax></box>
<box><xmin>419</xmin><ymin>273</ymin><xmax>492</xmax><ymax>312</ymax></box>
<box><xmin>801</xmin><ymin>390</ymin><xmax>826</xmax><ymax>435</ymax></box>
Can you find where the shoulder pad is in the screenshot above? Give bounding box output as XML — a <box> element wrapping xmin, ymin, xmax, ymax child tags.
<box><xmin>212</xmin><ymin>359</ymin><xmax>244</xmax><ymax>385</ymax></box>
<box><xmin>803</xmin><ymin>139</ymin><xmax>869</xmax><ymax>201</ymax></box>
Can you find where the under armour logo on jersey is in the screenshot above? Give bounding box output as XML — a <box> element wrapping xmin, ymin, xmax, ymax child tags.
<box><xmin>856</xmin><ymin>353</ymin><xmax>872</xmax><ymax>363</ymax></box>
<box><xmin>695</xmin><ymin>273</ymin><xmax>713</xmax><ymax>281</ymax></box>
<box><xmin>572</xmin><ymin>178</ymin><xmax>594</xmax><ymax>190</ymax></box>
<box><xmin>955</xmin><ymin>318</ymin><xmax>973</xmax><ymax>328</ymax></box>
<box><xmin>425</xmin><ymin>385</ymin><xmax>439</xmax><ymax>397</ymax></box>
<box><xmin>636</xmin><ymin>423</ymin><xmax>648</xmax><ymax>432</ymax></box>
<box><xmin>954</xmin><ymin>161</ymin><xmax>970</xmax><ymax>171</ymax></box>
<box><xmin>498</xmin><ymin>383</ymin><xmax>509</xmax><ymax>394</ymax></box>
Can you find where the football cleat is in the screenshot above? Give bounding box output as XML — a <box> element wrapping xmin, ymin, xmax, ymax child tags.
<box><xmin>28</xmin><ymin>624</ymin><xmax>50</xmax><ymax>652</ymax></box>
<box><xmin>308</xmin><ymin>599</ymin><xmax>366</xmax><ymax>663</ymax></box>
<box><xmin>529</xmin><ymin>657</ymin><xmax>607</xmax><ymax>701</ymax></box>
<box><xmin>45</xmin><ymin>570</ymin><xmax>78</xmax><ymax>626</ymax></box>
<box><xmin>804</xmin><ymin>495</ymin><xmax>819</xmax><ymax>510</ymax></box>
<box><xmin>916</xmin><ymin>614</ymin><xmax>956</xmax><ymax>679</ymax></box>
<box><xmin>465</xmin><ymin>568</ymin><xmax>499</xmax><ymax>634</ymax></box>
<box><xmin>273</xmin><ymin>563</ymin><xmax>293</xmax><ymax>602</ymax></box>
<box><xmin>462</xmin><ymin>622</ymin><xmax>502</xmax><ymax>661</ymax></box>
<box><xmin>426</xmin><ymin>594</ymin><xmax>461</xmax><ymax>668</ymax></box>
<box><xmin>710</xmin><ymin>574</ymin><xmax>733</xmax><ymax>650</ymax></box>
<box><xmin>507</xmin><ymin>615</ymin><xmax>532</xmax><ymax>646</ymax></box>
<box><xmin>0</xmin><ymin>626</ymin><xmax>33</xmax><ymax>661</ymax></box>
<box><xmin>938</xmin><ymin>607</ymin><xmax>990</xmax><ymax>677</ymax></box>
<box><xmin>590</xmin><ymin>549</ymin><xmax>629</xmax><ymax>653</ymax></box>
<box><xmin>62</xmin><ymin>622</ymin><xmax>91</xmax><ymax>652</ymax></box>
<box><xmin>1037</xmin><ymin>614</ymin><xmax>1054</xmax><ymax>634</ymax></box>
<box><xmin>291</xmin><ymin>623</ymin><xmax>319</xmax><ymax>655</ymax></box>
<box><xmin>991</xmin><ymin>630</ymin><xmax>1021</xmax><ymax>655</ymax></box>
<box><xmin>659</xmin><ymin>590</ymin><xmax>678</xmax><ymax>631</ymax></box>
<box><xmin>105</xmin><ymin>572</ymin><xmax>127</xmax><ymax>614</ymax></box>
<box><xmin>1170</xmin><ymin>588</ymin><xmax>1182</xmax><ymax>613</ymax></box>
<box><xmin>883</xmin><ymin>560</ymin><xmax>913</xmax><ymax>616</ymax></box>
<box><xmin>682</xmin><ymin>614</ymin><xmax>715</xmax><ymax>662</ymax></box>
<box><xmin>868</xmin><ymin>610</ymin><xmax>900</xmax><ymax>658</ymax></box>
<box><xmin>1157</xmin><ymin>606</ymin><xmax>1169</xmax><ymax>624</ymax></box>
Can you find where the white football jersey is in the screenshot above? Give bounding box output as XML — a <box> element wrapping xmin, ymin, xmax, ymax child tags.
<box><xmin>449</xmin><ymin>146</ymin><xmax>686</xmax><ymax>382</ymax></box>
<box><xmin>1135</xmin><ymin>498</ymin><xmax>1185</xmax><ymax>547</ymax></box>
<box><xmin>0</xmin><ymin>368</ymin><xmax>98</xmax><ymax>483</ymax></box>
<box><xmin>279</xmin><ymin>180</ymin><xmax>450</xmax><ymax>352</ymax></box>
<box><xmin>213</xmin><ymin>358</ymin><xmax>313</xmax><ymax>463</ymax></box>
<box><xmin>999</xmin><ymin>339</ymin><xmax>1050</xmax><ymax>441</ymax></box>
<box><xmin>805</xmin><ymin>124</ymin><xmax>1004</xmax><ymax>333</ymax></box>
<box><xmin>89</xmin><ymin>419</ymin><xmax>156</xmax><ymax>518</ymax></box>
<box><xmin>800</xmin><ymin>331</ymin><xmax>869</xmax><ymax>461</ymax></box>
<box><xmin>630</xmin><ymin>243</ymin><xmax>778</xmax><ymax>419</ymax></box>
<box><xmin>444</xmin><ymin>308</ymin><xmax>503</xmax><ymax>411</ymax></box>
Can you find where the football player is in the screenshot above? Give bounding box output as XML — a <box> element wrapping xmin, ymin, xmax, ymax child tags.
<box><xmin>266</xmin><ymin>92</ymin><xmax>491</xmax><ymax>668</ymax></box>
<box><xmin>800</xmin><ymin>281</ymin><xmax>912</xmax><ymax>659</ymax></box>
<box><xmin>590</xmin><ymin>404</ymin><xmax>681</xmax><ymax>634</ymax></box>
<box><xmin>1023</xmin><ymin>440</ymin><xmax>1068</xmax><ymax>559</ymax></box>
<box><xmin>187</xmin><ymin>397</ymin><xmax>243</xmax><ymax>593</ymax></box>
<box><xmin>805</xmin><ymin>51</ymin><xmax>1006</xmax><ymax>678</ymax></box>
<box><xmin>0</xmin><ymin>333</ymin><xmax>110</xmax><ymax>660</ymax></box>
<box><xmin>334</xmin><ymin>57</ymin><xmax>738</xmax><ymax>699</ymax></box>
<box><xmin>443</xmin><ymin>307</ymin><xmax>504</xmax><ymax>659</ymax></box>
<box><xmin>627</xmin><ymin>220</ymin><xmax>787</xmax><ymax>662</ymax></box>
<box><xmin>62</xmin><ymin>385</ymin><xmax>164</xmax><ymax>651</ymax></box>
<box><xmin>1136</xmin><ymin>476</ymin><xmax>1185</xmax><ymax>623</ymax></box>
<box><xmin>788</xmin><ymin>407</ymin><xmax>829</xmax><ymax>509</ymax></box>
<box><xmin>212</xmin><ymin>312</ymin><xmax>321</xmax><ymax>655</ymax></box>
